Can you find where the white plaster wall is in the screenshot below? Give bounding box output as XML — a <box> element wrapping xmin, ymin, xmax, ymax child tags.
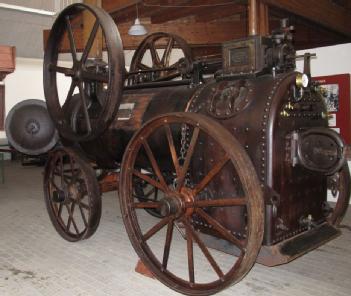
<box><xmin>296</xmin><ymin>43</ymin><xmax>351</xmax><ymax>77</ymax></box>
<box><xmin>0</xmin><ymin>57</ymin><xmax>72</xmax><ymax>138</ymax></box>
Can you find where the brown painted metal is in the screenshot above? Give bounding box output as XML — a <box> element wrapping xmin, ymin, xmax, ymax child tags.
<box><xmin>119</xmin><ymin>112</ymin><xmax>264</xmax><ymax>295</ymax></box>
<box><xmin>43</xmin><ymin>3</ymin><xmax>125</xmax><ymax>142</ymax></box>
<box><xmin>43</xmin><ymin>5</ymin><xmax>351</xmax><ymax>295</ymax></box>
<box><xmin>128</xmin><ymin>32</ymin><xmax>193</xmax><ymax>85</ymax></box>
<box><xmin>43</xmin><ymin>147</ymin><xmax>101</xmax><ymax>241</ymax></box>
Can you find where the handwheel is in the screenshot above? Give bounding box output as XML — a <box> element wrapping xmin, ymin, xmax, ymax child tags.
<box><xmin>119</xmin><ymin>112</ymin><xmax>264</xmax><ymax>295</ymax></box>
<box><xmin>44</xmin><ymin>147</ymin><xmax>101</xmax><ymax>241</ymax></box>
<box><xmin>44</xmin><ymin>3</ymin><xmax>124</xmax><ymax>141</ymax></box>
<box><xmin>128</xmin><ymin>32</ymin><xmax>193</xmax><ymax>85</ymax></box>
<box><xmin>326</xmin><ymin>164</ymin><xmax>351</xmax><ymax>226</ymax></box>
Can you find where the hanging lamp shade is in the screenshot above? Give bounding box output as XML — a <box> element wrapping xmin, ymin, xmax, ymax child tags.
<box><xmin>128</xmin><ymin>18</ymin><xmax>147</xmax><ymax>36</ymax></box>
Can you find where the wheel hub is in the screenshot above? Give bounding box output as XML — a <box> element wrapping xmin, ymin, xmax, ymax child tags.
<box><xmin>67</xmin><ymin>184</ymin><xmax>80</xmax><ymax>201</ymax></box>
<box><xmin>159</xmin><ymin>196</ymin><xmax>182</xmax><ymax>217</ymax></box>
<box><xmin>159</xmin><ymin>188</ymin><xmax>195</xmax><ymax>218</ymax></box>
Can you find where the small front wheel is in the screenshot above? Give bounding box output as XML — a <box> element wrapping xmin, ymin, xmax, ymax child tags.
<box><xmin>44</xmin><ymin>147</ymin><xmax>101</xmax><ymax>241</ymax></box>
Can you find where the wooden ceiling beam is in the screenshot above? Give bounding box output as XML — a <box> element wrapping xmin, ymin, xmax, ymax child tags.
<box><xmin>262</xmin><ymin>0</ymin><xmax>351</xmax><ymax>37</ymax></box>
<box><xmin>194</xmin><ymin>4</ymin><xmax>246</xmax><ymax>22</ymax></box>
<box><xmin>102</xmin><ymin>0</ymin><xmax>142</xmax><ymax>14</ymax></box>
<box><xmin>150</xmin><ymin>0</ymin><xmax>237</xmax><ymax>23</ymax></box>
<box><xmin>43</xmin><ymin>20</ymin><xmax>246</xmax><ymax>51</ymax></box>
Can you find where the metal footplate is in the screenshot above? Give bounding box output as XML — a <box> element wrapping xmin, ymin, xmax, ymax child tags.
<box><xmin>199</xmin><ymin>222</ymin><xmax>340</xmax><ymax>267</ymax></box>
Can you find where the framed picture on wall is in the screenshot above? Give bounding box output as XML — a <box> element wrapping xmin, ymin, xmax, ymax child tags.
<box><xmin>313</xmin><ymin>74</ymin><xmax>351</xmax><ymax>145</ymax></box>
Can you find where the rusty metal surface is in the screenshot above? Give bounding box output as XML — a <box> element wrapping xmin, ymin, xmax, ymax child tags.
<box><xmin>42</xmin><ymin>5</ymin><xmax>351</xmax><ymax>294</ymax></box>
<box><xmin>43</xmin><ymin>3</ymin><xmax>124</xmax><ymax>142</ymax></box>
<box><xmin>119</xmin><ymin>113</ymin><xmax>264</xmax><ymax>295</ymax></box>
<box><xmin>198</xmin><ymin>222</ymin><xmax>340</xmax><ymax>267</ymax></box>
<box><xmin>43</xmin><ymin>147</ymin><xmax>101</xmax><ymax>242</ymax></box>
<box><xmin>128</xmin><ymin>32</ymin><xmax>193</xmax><ymax>85</ymax></box>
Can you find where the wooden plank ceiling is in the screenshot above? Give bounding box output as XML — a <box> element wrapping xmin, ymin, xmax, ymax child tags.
<box><xmin>44</xmin><ymin>0</ymin><xmax>351</xmax><ymax>57</ymax></box>
<box><xmin>106</xmin><ymin>0</ymin><xmax>351</xmax><ymax>56</ymax></box>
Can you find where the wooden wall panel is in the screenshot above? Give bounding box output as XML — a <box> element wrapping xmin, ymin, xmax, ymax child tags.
<box><xmin>0</xmin><ymin>85</ymin><xmax>4</xmax><ymax>131</ymax></box>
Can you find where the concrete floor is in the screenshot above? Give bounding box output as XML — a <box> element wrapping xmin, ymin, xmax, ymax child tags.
<box><xmin>0</xmin><ymin>161</ymin><xmax>350</xmax><ymax>296</ymax></box>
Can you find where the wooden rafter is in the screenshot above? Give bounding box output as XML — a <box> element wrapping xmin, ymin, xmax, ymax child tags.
<box><xmin>263</xmin><ymin>0</ymin><xmax>351</xmax><ymax>37</ymax></box>
<box><xmin>102</xmin><ymin>0</ymin><xmax>142</xmax><ymax>14</ymax></box>
<box><xmin>43</xmin><ymin>20</ymin><xmax>246</xmax><ymax>51</ymax></box>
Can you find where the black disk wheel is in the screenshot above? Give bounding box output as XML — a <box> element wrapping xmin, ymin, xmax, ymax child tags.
<box><xmin>44</xmin><ymin>147</ymin><xmax>101</xmax><ymax>242</ymax></box>
<box><xmin>44</xmin><ymin>3</ymin><xmax>124</xmax><ymax>141</ymax></box>
<box><xmin>326</xmin><ymin>164</ymin><xmax>351</xmax><ymax>226</ymax></box>
<box><xmin>119</xmin><ymin>112</ymin><xmax>264</xmax><ymax>295</ymax></box>
<box><xmin>129</xmin><ymin>32</ymin><xmax>192</xmax><ymax>84</ymax></box>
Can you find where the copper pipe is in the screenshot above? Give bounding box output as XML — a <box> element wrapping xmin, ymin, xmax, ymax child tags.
<box><xmin>248</xmin><ymin>0</ymin><xmax>258</xmax><ymax>35</ymax></box>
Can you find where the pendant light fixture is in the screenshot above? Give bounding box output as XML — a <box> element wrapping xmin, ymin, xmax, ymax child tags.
<box><xmin>128</xmin><ymin>4</ymin><xmax>147</xmax><ymax>36</ymax></box>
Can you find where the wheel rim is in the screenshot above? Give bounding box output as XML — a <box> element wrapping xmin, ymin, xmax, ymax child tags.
<box><xmin>44</xmin><ymin>3</ymin><xmax>124</xmax><ymax>141</ymax></box>
<box><xmin>44</xmin><ymin>147</ymin><xmax>101</xmax><ymax>241</ymax></box>
<box><xmin>129</xmin><ymin>32</ymin><xmax>192</xmax><ymax>85</ymax></box>
<box><xmin>120</xmin><ymin>112</ymin><xmax>264</xmax><ymax>295</ymax></box>
<box><xmin>326</xmin><ymin>164</ymin><xmax>351</xmax><ymax>226</ymax></box>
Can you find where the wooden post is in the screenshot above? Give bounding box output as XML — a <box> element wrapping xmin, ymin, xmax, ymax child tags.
<box><xmin>258</xmin><ymin>0</ymin><xmax>269</xmax><ymax>36</ymax></box>
<box><xmin>248</xmin><ymin>0</ymin><xmax>258</xmax><ymax>35</ymax></box>
<box><xmin>83</xmin><ymin>0</ymin><xmax>103</xmax><ymax>59</ymax></box>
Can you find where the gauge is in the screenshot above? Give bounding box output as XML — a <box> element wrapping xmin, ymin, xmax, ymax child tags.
<box><xmin>296</xmin><ymin>73</ymin><xmax>309</xmax><ymax>88</ymax></box>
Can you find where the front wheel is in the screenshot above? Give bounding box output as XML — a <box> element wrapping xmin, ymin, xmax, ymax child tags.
<box><xmin>119</xmin><ymin>112</ymin><xmax>264</xmax><ymax>295</ymax></box>
<box><xmin>44</xmin><ymin>147</ymin><xmax>101</xmax><ymax>241</ymax></box>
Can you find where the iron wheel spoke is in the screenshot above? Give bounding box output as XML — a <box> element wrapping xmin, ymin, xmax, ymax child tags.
<box><xmin>48</xmin><ymin>64</ymin><xmax>74</xmax><ymax>76</ymax></box>
<box><xmin>183</xmin><ymin>218</ymin><xmax>224</xmax><ymax>280</ymax></box>
<box><xmin>79</xmin><ymin>204</ymin><xmax>88</xmax><ymax>227</ymax></box>
<box><xmin>162</xmin><ymin>220</ymin><xmax>174</xmax><ymax>270</ymax></box>
<box><xmin>186</xmin><ymin>225</ymin><xmax>195</xmax><ymax>284</ymax></box>
<box><xmin>193</xmin><ymin>155</ymin><xmax>229</xmax><ymax>196</ymax></box>
<box><xmin>142</xmin><ymin>139</ymin><xmax>169</xmax><ymax>191</ymax></box>
<box><xmin>133</xmin><ymin>202</ymin><xmax>160</xmax><ymax>209</ymax></box>
<box><xmin>133</xmin><ymin>170</ymin><xmax>167</xmax><ymax>193</ymax></box>
<box><xmin>81</xmin><ymin>19</ymin><xmax>100</xmax><ymax>63</ymax></box>
<box><xmin>143</xmin><ymin>215</ymin><xmax>174</xmax><ymax>241</ymax></box>
<box><xmin>185</xmin><ymin>197</ymin><xmax>246</xmax><ymax>208</ymax></box>
<box><xmin>78</xmin><ymin>82</ymin><xmax>92</xmax><ymax>134</ymax></box>
<box><xmin>65</xmin><ymin>16</ymin><xmax>77</xmax><ymax>63</ymax></box>
<box><xmin>196</xmin><ymin>208</ymin><xmax>244</xmax><ymax>251</ymax></box>
<box><xmin>164</xmin><ymin>124</ymin><xmax>181</xmax><ymax>177</ymax></box>
<box><xmin>161</xmin><ymin>37</ymin><xmax>174</xmax><ymax>66</ymax></box>
<box><xmin>149</xmin><ymin>42</ymin><xmax>160</xmax><ymax>66</ymax></box>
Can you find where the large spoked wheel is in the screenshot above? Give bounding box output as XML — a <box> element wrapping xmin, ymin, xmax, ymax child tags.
<box><xmin>44</xmin><ymin>3</ymin><xmax>124</xmax><ymax>141</ymax></box>
<box><xmin>326</xmin><ymin>164</ymin><xmax>351</xmax><ymax>226</ymax></box>
<box><xmin>128</xmin><ymin>32</ymin><xmax>192</xmax><ymax>85</ymax></box>
<box><xmin>44</xmin><ymin>147</ymin><xmax>101</xmax><ymax>242</ymax></box>
<box><xmin>119</xmin><ymin>112</ymin><xmax>264</xmax><ymax>295</ymax></box>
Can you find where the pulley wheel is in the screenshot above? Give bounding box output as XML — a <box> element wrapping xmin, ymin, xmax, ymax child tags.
<box><xmin>5</xmin><ymin>99</ymin><xmax>58</xmax><ymax>155</ymax></box>
<box><xmin>129</xmin><ymin>32</ymin><xmax>192</xmax><ymax>85</ymax></box>
<box><xmin>44</xmin><ymin>3</ymin><xmax>124</xmax><ymax>141</ymax></box>
<box><xmin>119</xmin><ymin>112</ymin><xmax>264</xmax><ymax>295</ymax></box>
<box><xmin>44</xmin><ymin>147</ymin><xmax>101</xmax><ymax>241</ymax></box>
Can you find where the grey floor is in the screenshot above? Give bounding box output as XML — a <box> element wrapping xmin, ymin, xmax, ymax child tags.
<box><xmin>0</xmin><ymin>161</ymin><xmax>350</xmax><ymax>296</ymax></box>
